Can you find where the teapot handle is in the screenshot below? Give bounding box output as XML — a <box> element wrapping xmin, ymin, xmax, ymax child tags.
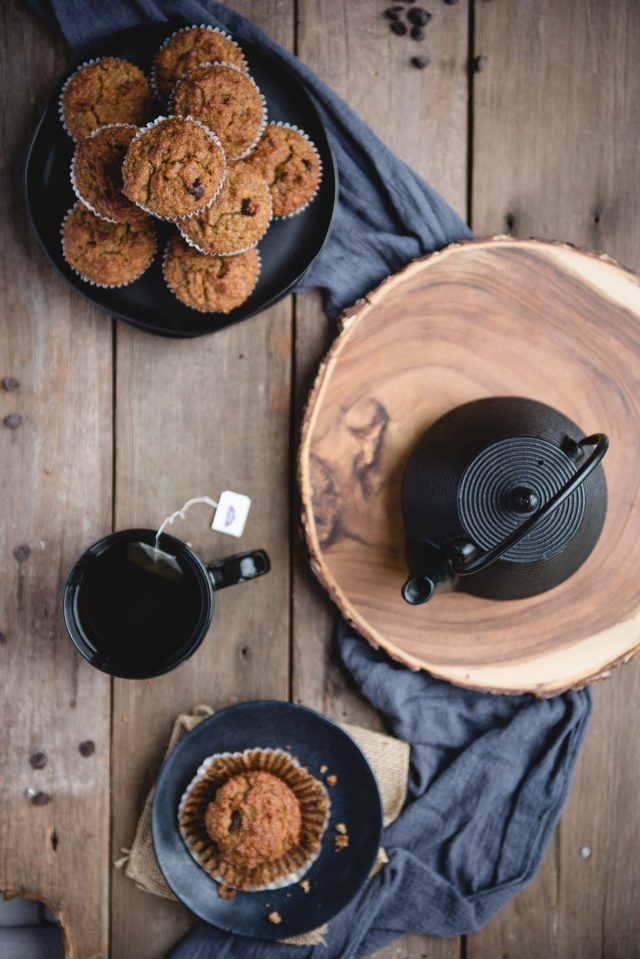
<box><xmin>450</xmin><ymin>433</ymin><xmax>609</xmax><ymax>577</ymax></box>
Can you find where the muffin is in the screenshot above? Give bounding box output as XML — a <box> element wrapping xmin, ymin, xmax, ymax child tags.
<box><xmin>179</xmin><ymin>160</ymin><xmax>271</xmax><ymax>255</ymax></box>
<box><xmin>60</xmin><ymin>57</ymin><xmax>152</xmax><ymax>141</ymax></box>
<box><xmin>247</xmin><ymin>123</ymin><xmax>321</xmax><ymax>218</ymax></box>
<box><xmin>205</xmin><ymin>772</ymin><xmax>302</xmax><ymax>870</ymax></box>
<box><xmin>71</xmin><ymin>124</ymin><xmax>148</xmax><ymax>224</ymax></box>
<box><xmin>179</xmin><ymin>748</ymin><xmax>330</xmax><ymax>890</ymax></box>
<box><xmin>163</xmin><ymin>235</ymin><xmax>260</xmax><ymax>313</ymax></box>
<box><xmin>121</xmin><ymin>116</ymin><xmax>226</xmax><ymax>221</ymax></box>
<box><xmin>171</xmin><ymin>63</ymin><xmax>266</xmax><ymax>161</ymax></box>
<box><xmin>152</xmin><ymin>25</ymin><xmax>247</xmax><ymax>101</ymax></box>
<box><xmin>61</xmin><ymin>203</ymin><xmax>156</xmax><ymax>287</ymax></box>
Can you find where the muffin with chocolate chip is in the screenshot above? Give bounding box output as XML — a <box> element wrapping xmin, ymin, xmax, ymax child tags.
<box><xmin>152</xmin><ymin>25</ymin><xmax>247</xmax><ymax>101</ymax></box>
<box><xmin>246</xmin><ymin>123</ymin><xmax>321</xmax><ymax>218</ymax></box>
<box><xmin>205</xmin><ymin>772</ymin><xmax>302</xmax><ymax>871</ymax></box>
<box><xmin>71</xmin><ymin>124</ymin><xmax>148</xmax><ymax>224</ymax></box>
<box><xmin>163</xmin><ymin>235</ymin><xmax>260</xmax><ymax>313</ymax></box>
<box><xmin>60</xmin><ymin>57</ymin><xmax>152</xmax><ymax>141</ymax></box>
<box><xmin>178</xmin><ymin>748</ymin><xmax>330</xmax><ymax>890</ymax></box>
<box><xmin>121</xmin><ymin>116</ymin><xmax>226</xmax><ymax>221</ymax></box>
<box><xmin>179</xmin><ymin>160</ymin><xmax>271</xmax><ymax>255</ymax></box>
<box><xmin>171</xmin><ymin>63</ymin><xmax>266</xmax><ymax>160</ymax></box>
<box><xmin>61</xmin><ymin>203</ymin><xmax>156</xmax><ymax>287</ymax></box>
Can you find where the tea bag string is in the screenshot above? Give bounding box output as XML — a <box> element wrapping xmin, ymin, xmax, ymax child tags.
<box><xmin>155</xmin><ymin>496</ymin><xmax>218</xmax><ymax>548</ymax></box>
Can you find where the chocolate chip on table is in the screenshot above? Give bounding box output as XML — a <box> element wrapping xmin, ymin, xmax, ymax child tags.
<box><xmin>384</xmin><ymin>5</ymin><xmax>404</xmax><ymax>19</ymax></box>
<box><xmin>13</xmin><ymin>544</ymin><xmax>31</xmax><ymax>562</ymax></box>
<box><xmin>407</xmin><ymin>7</ymin><xmax>431</xmax><ymax>25</ymax></box>
<box><xmin>2</xmin><ymin>376</ymin><xmax>20</xmax><ymax>392</ymax></box>
<box><xmin>79</xmin><ymin>740</ymin><xmax>95</xmax><ymax>757</ymax></box>
<box><xmin>411</xmin><ymin>25</ymin><xmax>426</xmax><ymax>40</ymax></box>
<box><xmin>30</xmin><ymin>752</ymin><xmax>48</xmax><ymax>769</ymax></box>
<box><xmin>32</xmin><ymin>791</ymin><xmax>51</xmax><ymax>806</ymax></box>
<box><xmin>4</xmin><ymin>413</ymin><xmax>23</xmax><ymax>430</ymax></box>
<box><xmin>0</xmin><ymin>631</ymin><xmax>6</xmax><ymax>644</ymax></box>
<box><xmin>473</xmin><ymin>54</ymin><xmax>488</xmax><ymax>72</ymax></box>
<box><xmin>411</xmin><ymin>55</ymin><xmax>431</xmax><ymax>69</ymax></box>
<box><xmin>187</xmin><ymin>178</ymin><xmax>204</xmax><ymax>200</ymax></box>
<box><xmin>390</xmin><ymin>20</ymin><xmax>408</xmax><ymax>35</ymax></box>
<box><xmin>442</xmin><ymin>0</ymin><xmax>458</xmax><ymax>4</ymax></box>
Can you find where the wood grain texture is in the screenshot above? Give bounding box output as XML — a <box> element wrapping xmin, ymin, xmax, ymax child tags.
<box><xmin>0</xmin><ymin>2</ymin><xmax>113</xmax><ymax>957</ymax></box>
<box><xmin>300</xmin><ymin>238</ymin><xmax>640</xmax><ymax>696</ymax></box>
<box><xmin>468</xmin><ymin>1</ymin><xmax>640</xmax><ymax>957</ymax></box>
<box><xmin>293</xmin><ymin>2</ymin><xmax>469</xmax><ymax>957</ymax></box>
<box><xmin>109</xmin><ymin>4</ymin><xmax>295</xmax><ymax>957</ymax></box>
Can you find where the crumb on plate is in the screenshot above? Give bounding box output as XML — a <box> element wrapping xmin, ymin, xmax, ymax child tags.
<box><xmin>268</xmin><ymin>911</ymin><xmax>282</xmax><ymax>925</ymax></box>
<box><xmin>218</xmin><ymin>885</ymin><xmax>237</xmax><ymax>900</ymax></box>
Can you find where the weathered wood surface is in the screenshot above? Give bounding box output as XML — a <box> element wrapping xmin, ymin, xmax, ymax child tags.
<box><xmin>0</xmin><ymin>2</ymin><xmax>113</xmax><ymax>958</ymax></box>
<box><xmin>469</xmin><ymin>1</ymin><xmax>640</xmax><ymax>957</ymax></box>
<box><xmin>299</xmin><ymin>238</ymin><xmax>640</xmax><ymax>696</ymax></box>
<box><xmin>1</xmin><ymin>0</ymin><xmax>638</xmax><ymax>958</ymax></box>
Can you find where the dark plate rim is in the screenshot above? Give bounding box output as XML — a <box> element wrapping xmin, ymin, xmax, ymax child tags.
<box><xmin>24</xmin><ymin>21</ymin><xmax>338</xmax><ymax>339</ymax></box>
<box><xmin>150</xmin><ymin>699</ymin><xmax>383</xmax><ymax>939</ymax></box>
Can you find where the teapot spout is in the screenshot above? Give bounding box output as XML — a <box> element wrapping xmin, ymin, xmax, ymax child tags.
<box><xmin>402</xmin><ymin>575</ymin><xmax>436</xmax><ymax>605</ymax></box>
<box><xmin>402</xmin><ymin>538</ymin><xmax>455</xmax><ymax>605</ymax></box>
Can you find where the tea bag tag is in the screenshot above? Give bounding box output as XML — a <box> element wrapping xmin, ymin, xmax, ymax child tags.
<box><xmin>212</xmin><ymin>491</ymin><xmax>252</xmax><ymax>538</ymax></box>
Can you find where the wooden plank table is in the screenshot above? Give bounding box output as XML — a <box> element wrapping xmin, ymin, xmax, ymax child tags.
<box><xmin>1</xmin><ymin>1</ymin><xmax>638</xmax><ymax>957</ymax></box>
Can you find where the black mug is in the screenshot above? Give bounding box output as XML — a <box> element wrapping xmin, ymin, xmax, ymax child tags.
<box><xmin>62</xmin><ymin>528</ymin><xmax>270</xmax><ymax>679</ymax></box>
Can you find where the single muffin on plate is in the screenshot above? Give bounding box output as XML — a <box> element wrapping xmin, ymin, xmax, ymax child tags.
<box><xmin>171</xmin><ymin>63</ymin><xmax>266</xmax><ymax>161</ymax></box>
<box><xmin>179</xmin><ymin>160</ymin><xmax>272</xmax><ymax>256</ymax></box>
<box><xmin>121</xmin><ymin>116</ymin><xmax>226</xmax><ymax>221</ymax></box>
<box><xmin>60</xmin><ymin>57</ymin><xmax>152</xmax><ymax>141</ymax></box>
<box><xmin>152</xmin><ymin>25</ymin><xmax>247</xmax><ymax>101</ymax></box>
<box><xmin>71</xmin><ymin>124</ymin><xmax>148</xmax><ymax>224</ymax></box>
<box><xmin>179</xmin><ymin>748</ymin><xmax>330</xmax><ymax>890</ymax></box>
<box><xmin>61</xmin><ymin>202</ymin><xmax>156</xmax><ymax>288</ymax></box>
<box><xmin>246</xmin><ymin>122</ymin><xmax>322</xmax><ymax>218</ymax></box>
<box><xmin>163</xmin><ymin>235</ymin><xmax>260</xmax><ymax>313</ymax></box>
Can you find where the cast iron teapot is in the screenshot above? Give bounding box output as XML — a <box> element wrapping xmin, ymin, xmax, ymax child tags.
<box><xmin>401</xmin><ymin>397</ymin><xmax>608</xmax><ymax>604</ymax></box>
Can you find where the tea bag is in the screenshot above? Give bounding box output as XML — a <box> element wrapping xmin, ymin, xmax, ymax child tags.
<box><xmin>126</xmin><ymin>497</ymin><xmax>219</xmax><ymax>581</ymax></box>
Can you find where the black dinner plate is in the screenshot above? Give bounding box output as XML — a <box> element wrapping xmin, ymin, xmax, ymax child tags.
<box><xmin>24</xmin><ymin>22</ymin><xmax>337</xmax><ymax>338</ymax></box>
<box><xmin>151</xmin><ymin>700</ymin><xmax>383</xmax><ymax>940</ymax></box>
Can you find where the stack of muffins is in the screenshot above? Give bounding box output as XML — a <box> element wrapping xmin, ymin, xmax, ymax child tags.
<box><xmin>60</xmin><ymin>26</ymin><xmax>322</xmax><ymax>314</ymax></box>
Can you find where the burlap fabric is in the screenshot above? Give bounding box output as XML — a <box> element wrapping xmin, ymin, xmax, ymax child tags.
<box><xmin>115</xmin><ymin>705</ymin><xmax>409</xmax><ymax>947</ymax></box>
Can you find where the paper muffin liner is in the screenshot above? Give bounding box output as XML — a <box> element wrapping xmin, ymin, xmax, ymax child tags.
<box><xmin>150</xmin><ymin>24</ymin><xmax>248</xmax><ymax>103</ymax></box>
<box><xmin>60</xmin><ymin>203</ymin><xmax>157</xmax><ymax>289</ymax></box>
<box><xmin>169</xmin><ymin>61</ymin><xmax>268</xmax><ymax>162</ymax></box>
<box><xmin>178</xmin><ymin>748</ymin><xmax>331</xmax><ymax>891</ymax></box>
<box><xmin>162</xmin><ymin>240</ymin><xmax>262</xmax><ymax>313</ymax></box>
<box><xmin>177</xmin><ymin>172</ymin><xmax>273</xmax><ymax>257</ymax></box>
<box><xmin>123</xmin><ymin>115</ymin><xmax>227</xmax><ymax>222</ymax></box>
<box><xmin>70</xmin><ymin>123</ymin><xmax>141</xmax><ymax>223</ymax></box>
<box><xmin>264</xmin><ymin>122</ymin><xmax>323</xmax><ymax>219</ymax></box>
<box><xmin>58</xmin><ymin>57</ymin><xmax>148</xmax><ymax>142</ymax></box>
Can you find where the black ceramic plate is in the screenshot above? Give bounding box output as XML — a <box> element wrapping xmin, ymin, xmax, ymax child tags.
<box><xmin>152</xmin><ymin>700</ymin><xmax>383</xmax><ymax>940</ymax></box>
<box><xmin>25</xmin><ymin>22</ymin><xmax>337</xmax><ymax>338</ymax></box>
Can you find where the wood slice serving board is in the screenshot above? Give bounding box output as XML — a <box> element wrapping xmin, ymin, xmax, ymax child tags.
<box><xmin>299</xmin><ymin>238</ymin><xmax>640</xmax><ymax>695</ymax></box>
